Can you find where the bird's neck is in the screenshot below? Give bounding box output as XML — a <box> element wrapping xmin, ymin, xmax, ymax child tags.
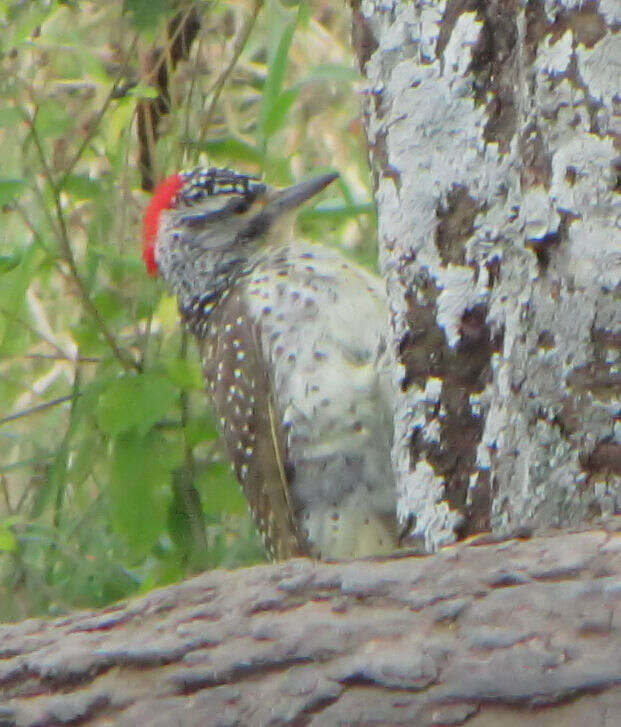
<box><xmin>170</xmin><ymin>236</ymin><xmax>291</xmax><ymax>332</ymax></box>
<box><xmin>175</xmin><ymin>253</ymin><xmax>250</xmax><ymax>320</ymax></box>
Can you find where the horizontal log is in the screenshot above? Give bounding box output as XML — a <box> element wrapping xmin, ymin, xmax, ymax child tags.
<box><xmin>1</xmin><ymin>519</ymin><xmax>620</xmax><ymax>726</ymax></box>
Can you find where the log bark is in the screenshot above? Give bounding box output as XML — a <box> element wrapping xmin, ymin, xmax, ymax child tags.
<box><xmin>351</xmin><ymin>0</ymin><xmax>620</xmax><ymax>551</ymax></box>
<box><xmin>1</xmin><ymin>520</ymin><xmax>620</xmax><ymax>726</ymax></box>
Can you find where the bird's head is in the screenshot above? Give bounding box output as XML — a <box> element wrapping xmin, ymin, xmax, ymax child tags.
<box><xmin>142</xmin><ymin>166</ymin><xmax>338</xmax><ymax>301</ymax></box>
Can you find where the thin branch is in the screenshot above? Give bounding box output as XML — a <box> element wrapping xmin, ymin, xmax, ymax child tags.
<box><xmin>52</xmin><ymin>369</ymin><xmax>82</xmax><ymax>530</ymax></box>
<box><xmin>59</xmin><ymin>33</ymin><xmax>140</xmax><ymax>186</ymax></box>
<box><xmin>0</xmin><ymin>305</ymin><xmax>69</xmax><ymax>362</ymax></box>
<box><xmin>12</xmin><ymin>200</ymin><xmax>55</xmax><ymax>260</ymax></box>
<box><xmin>66</xmin><ymin>490</ymin><xmax>104</xmax><ymax>540</ymax></box>
<box><xmin>20</xmin><ymin>353</ymin><xmax>100</xmax><ymax>364</ymax></box>
<box><xmin>181</xmin><ymin>53</ymin><xmax>199</xmax><ymax>167</ymax></box>
<box><xmin>1</xmin><ymin>475</ymin><xmax>13</xmax><ymax>514</ymax></box>
<box><xmin>26</xmin><ymin>160</ymin><xmax>65</xmax><ymax>243</ymax></box>
<box><xmin>136</xmin><ymin>310</ymin><xmax>154</xmax><ymax>372</ymax></box>
<box><xmin>16</xmin><ymin>472</ymin><xmax>39</xmax><ymax>514</ymax></box>
<box><xmin>178</xmin><ymin>330</ymin><xmax>209</xmax><ymax>560</ymax></box>
<box><xmin>0</xmin><ymin>394</ymin><xmax>79</xmax><ymax>427</ymax></box>
<box><xmin>21</xmin><ymin>106</ymin><xmax>140</xmax><ymax>373</ymax></box>
<box><xmin>10</xmin><ymin>201</ymin><xmax>74</xmax><ymax>301</ymax></box>
<box><xmin>198</xmin><ymin>0</ymin><xmax>264</xmax><ymax>138</ymax></box>
<box><xmin>0</xmin><ymin>455</ymin><xmax>54</xmax><ymax>475</ymax></box>
<box><xmin>136</xmin><ymin>4</ymin><xmax>202</xmax><ymax>189</ymax></box>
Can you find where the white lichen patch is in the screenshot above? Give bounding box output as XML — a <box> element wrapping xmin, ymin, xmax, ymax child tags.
<box><xmin>598</xmin><ymin>0</ymin><xmax>621</xmax><ymax>24</ymax></box>
<box><xmin>520</xmin><ymin>187</ymin><xmax>560</xmax><ymax>241</ymax></box>
<box><xmin>397</xmin><ymin>459</ymin><xmax>462</xmax><ymax>551</ymax></box>
<box><xmin>550</xmin><ymin>132</ymin><xmax>616</xmax><ymax>208</ymax></box>
<box><xmin>443</xmin><ymin>12</ymin><xmax>482</xmax><ymax>77</ymax></box>
<box><xmin>434</xmin><ymin>264</ymin><xmax>477</xmax><ymax>347</ymax></box>
<box><xmin>534</xmin><ymin>30</ymin><xmax>573</xmax><ymax>76</ymax></box>
<box><xmin>424</xmin><ymin>377</ymin><xmax>443</xmax><ymax>402</ymax></box>
<box><xmin>576</xmin><ymin>33</ymin><xmax>620</xmax><ymax>106</ymax></box>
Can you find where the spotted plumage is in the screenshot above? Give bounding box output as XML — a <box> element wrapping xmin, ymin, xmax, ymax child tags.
<box><xmin>143</xmin><ymin>167</ymin><xmax>398</xmax><ymax>559</ymax></box>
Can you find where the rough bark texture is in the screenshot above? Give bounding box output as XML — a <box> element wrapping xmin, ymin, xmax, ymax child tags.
<box><xmin>352</xmin><ymin>0</ymin><xmax>620</xmax><ymax>550</ymax></box>
<box><xmin>0</xmin><ymin>521</ymin><xmax>620</xmax><ymax>726</ymax></box>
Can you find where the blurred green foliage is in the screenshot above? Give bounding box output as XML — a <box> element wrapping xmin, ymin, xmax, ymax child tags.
<box><xmin>0</xmin><ymin>0</ymin><xmax>375</xmax><ymax>621</ymax></box>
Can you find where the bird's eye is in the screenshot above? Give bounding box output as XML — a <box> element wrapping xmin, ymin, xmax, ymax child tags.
<box><xmin>229</xmin><ymin>196</ymin><xmax>253</xmax><ymax>215</ymax></box>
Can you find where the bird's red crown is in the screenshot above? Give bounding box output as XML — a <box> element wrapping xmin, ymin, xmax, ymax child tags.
<box><xmin>142</xmin><ymin>173</ymin><xmax>184</xmax><ymax>276</ymax></box>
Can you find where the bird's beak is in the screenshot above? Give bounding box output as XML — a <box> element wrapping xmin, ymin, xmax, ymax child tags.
<box><xmin>266</xmin><ymin>172</ymin><xmax>339</xmax><ymax>215</ymax></box>
<box><xmin>238</xmin><ymin>172</ymin><xmax>339</xmax><ymax>243</ymax></box>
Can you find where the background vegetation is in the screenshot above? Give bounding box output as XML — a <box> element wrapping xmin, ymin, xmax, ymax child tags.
<box><xmin>0</xmin><ymin>0</ymin><xmax>375</xmax><ymax>621</ymax></box>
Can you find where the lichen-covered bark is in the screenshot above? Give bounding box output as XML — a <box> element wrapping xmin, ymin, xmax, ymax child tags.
<box><xmin>352</xmin><ymin>0</ymin><xmax>620</xmax><ymax>550</ymax></box>
<box><xmin>0</xmin><ymin>521</ymin><xmax>620</xmax><ymax>726</ymax></box>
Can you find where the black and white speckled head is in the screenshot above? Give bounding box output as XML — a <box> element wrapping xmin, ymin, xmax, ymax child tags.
<box><xmin>144</xmin><ymin>166</ymin><xmax>338</xmax><ymax>308</ymax></box>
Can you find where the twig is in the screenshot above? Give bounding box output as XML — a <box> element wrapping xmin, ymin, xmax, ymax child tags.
<box><xmin>21</xmin><ymin>105</ymin><xmax>140</xmax><ymax>373</ymax></box>
<box><xmin>198</xmin><ymin>0</ymin><xmax>264</xmax><ymax>138</ymax></box>
<box><xmin>27</xmin><ymin>162</ymin><xmax>65</xmax><ymax>242</ymax></box>
<box><xmin>137</xmin><ymin>4</ymin><xmax>202</xmax><ymax>189</ymax></box>
<box><xmin>12</xmin><ymin>200</ymin><xmax>55</xmax><ymax>260</ymax></box>
<box><xmin>0</xmin><ymin>306</ymin><xmax>69</xmax><ymax>362</ymax></box>
<box><xmin>0</xmin><ymin>455</ymin><xmax>54</xmax><ymax>475</ymax></box>
<box><xmin>66</xmin><ymin>490</ymin><xmax>104</xmax><ymax>540</ymax></box>
<box><xmin>1</xmin><ymin>475</ymin><xmax>13</xmax><ymax>514</ymax></box>
<box><xmin>12</xmin><ymin>199</ymin><xmax>74</xmax><ymax>294</ymax></box>
<box><xmin>0</xmin><ymin>394</ymin><xmax>79</xmax><ymax>427</ymax></box>
<box><xmin>181</xmin><ymin>56</ymin><xmax>199</xmax><ymax>167</ymax></box>
<box><xmin>20</xmin><ymin>353</ymin><xmax>100</xmax><ymax>364</ymax></box>
<box><xmin>52</xmin><ymin>369</ymin><xmax>81</xmax><ymax>530</ymax></box>
<box><xmin>59</xmin><ymin>33</ymin><xmax>140</xmax><ymax>186</ymax></box>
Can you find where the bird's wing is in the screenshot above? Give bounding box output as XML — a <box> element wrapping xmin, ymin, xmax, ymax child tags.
<box><xmin>193</xmin><ymin>291</ymin><xmax>305</xmax><ymax>560</ymax></box>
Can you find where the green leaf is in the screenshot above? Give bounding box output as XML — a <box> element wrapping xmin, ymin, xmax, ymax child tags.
<box><xmin>167</xmin><ymin>468</ymin><xmax>207</xmax><ymax>566</ymax></box>
<box><xmin>198</xmin><ymin>462</ymin><xmax>246</xmax><ymax>517</ymax></box>
<box><xmin>126</xmin><ymin>83</ymin><xmax>160</xmax><ymax>99</ymax></box>
<box><xmin>260</xmin><ymin>21</ymin><xmax>296</xmax><ymax>143</ymax></box>
<box><xmin>159</xmin><ymin>357</ymin><xmax>203</xmax><ymax>391</ymax></box>
<box><xmin>0</xmin><ymin>179</ymin><xmax>26</xmax><ymax>206</ymax></box>
<box><xmin>0</xmin><ymin>524</ymin><xmax>17</xmax><ymax>552</ymax></box>
<box><xmin>60</xmin><ymin>174</ymin><xmax>102</xmax><ymax>200</ymax></box>
<box><xmin>0</xmin><ymin>244</ymin><xmax>42</xmax><ymax>356</ymax></box>
<box><xmin>185</xmin><ymin>414</ymin><xmax>218</xmax><ymax>448</ymax></box>
<box><xmin>0</xmin><ymin>252</ymin><xmax>22</xmax><ymax>273</ymax></box>
<box><xmin>189</xmin><ymin>136</ymin><xmax>264</xmax><ymax>166</ymax></box>
<box><xmin>108</xmin><ymin>98</ymin><xmax>134</xmax><ymax>141</ymax></box>
<box><xmin>0</xmin><ymin>107</ymin><xmax>23</xmax><ymax>128</ymax></box>
<box><xmin>261</xmin><ymin>157</ymin><xmax>293</xmax><ymax>187</ymax></box>
<box><xmin>70</xmin><ymin>321</ymin><xmax>110</xmax><ymax>357</ymax></box>
<box><xmin>262</xmin><ymin>87</ymin><xmax>298</xmax><ymax>140</ymax></box>
<box><xmin>68</xmin><ymin>432</ymin><xmax>101</xmax><ymax>488</ymax></box>
<box><xmin>108</xmin><ymin>431</ymin><xmax>176</xmax><ymax>556</ymax></box>
<box><xmin>265</xmin><ymin>21</ymin><xmax>295</xmax><ymax>100</ymax></box>
<box><xmin>124</xmin><ymin>0</ymin><xmax>170</xmax><ymax>34</ymax></box>
<box><xmin>33</xmin><ymin>101</ymin><xmax>73</xmax><ymax>138</ymax></box>
<box><xmin>6</xmin><ymin>3</ymin><xmax>53</xmax><ymax>45</ymax></box>
<box><xmin>302</xmin><ymin>63</ymin><xmax>360</xmax><ymax>83</ymax></box>
<box><xmin>91</xmin><ymin>289</ymin><xmax>125</xmax><ymax>322</ymax></box>
<box><xmin>96</xmin><ymin>373</ymin><xmax>179</xmax><ymax>437</ymax></box>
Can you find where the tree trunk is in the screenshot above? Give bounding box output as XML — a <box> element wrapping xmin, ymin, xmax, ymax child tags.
<box><xmin>352</xmin><ymin>0</ymin><xmax>620</xmax><ymax>551</ymax></box>
<box><xmin>1</xmin><ymin>522</ymin><xmax>620</xmax><ymax>726</ymax></box>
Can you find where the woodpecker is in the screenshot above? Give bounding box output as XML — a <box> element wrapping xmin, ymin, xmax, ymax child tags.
<box><xmin>143</xmin><ymin>166</ymin><xmax>398</xmax><ymax>560</ymax></box>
